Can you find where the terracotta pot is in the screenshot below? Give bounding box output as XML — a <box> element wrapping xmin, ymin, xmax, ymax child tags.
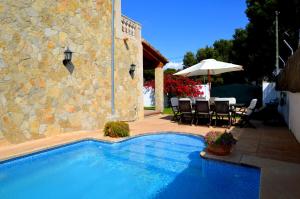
<box><xmin>207</xmin><ymin>144</ymin><xmax>232</xmax><ymax>156</ymax></box>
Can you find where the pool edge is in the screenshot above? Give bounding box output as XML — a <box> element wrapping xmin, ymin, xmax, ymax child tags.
<box><xmin>0</xmin><ymin>132</ymin><xmax>204</xmax><ymax>164</ymax></box>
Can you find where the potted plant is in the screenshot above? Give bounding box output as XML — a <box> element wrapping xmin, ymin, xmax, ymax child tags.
<box><xmin>204</xmin><ymin>131</ymin><xmax>237</xmax><ymax>156</ymax></box>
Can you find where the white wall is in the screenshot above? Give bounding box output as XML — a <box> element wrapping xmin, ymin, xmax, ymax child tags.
<box><xmin>278</xmin><ymin>91</ymin><xmax>300</xmax><ymax>143</ymax></box>
<box><xmin>288</xmin><ymin>92</ymin><xmax>300</xmax><ymax>142</ymax></box>
<box><xmin>143</xmin><ymin>84</ymin><xmax>210</xmax><ymax>107</ymax></box>
<box><xmin>262</xmin><ymin>81</ymin><xmax>278</xmax><ymax>106</ymax></box>
<box><xmin>143</xmin><ymin>87</ymin><xmax>155</xmax><ymax>107</ymax></box>
<box><xmin>278</xmin><ymin>91</ymin><xmax>289</xmax><ymax>125</ymax></box>
<box><xmin>200</xmin><ymin>84</ymin><xmax>210</xmax><ymax>100</ymax></box>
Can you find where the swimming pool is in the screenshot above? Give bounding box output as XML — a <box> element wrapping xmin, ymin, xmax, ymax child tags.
<box><xmin>0</xmin><ymin>133</ymin><xmax>260</xmax><ymax>199</ymax></box>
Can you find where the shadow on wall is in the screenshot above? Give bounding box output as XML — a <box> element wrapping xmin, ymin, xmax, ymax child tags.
<box><xmin>63</xmin><ymin>61</ymin><xmax>75</xmax><ymax>74</ymax></box>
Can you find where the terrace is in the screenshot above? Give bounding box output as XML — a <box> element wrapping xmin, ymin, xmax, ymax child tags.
<box><xmin>1</xmin><ymin>0</ymin><xmax>300</xmax><ymax>198</ymax></box>
<box><xmin>1</xmin><ymin>114</ymin><xmax>300</xmax><ymax>198</ymax></box>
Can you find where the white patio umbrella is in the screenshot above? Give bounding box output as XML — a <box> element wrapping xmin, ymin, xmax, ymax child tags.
<box><xmin>174</xmin><ymin>59</ymin><xmax>243</xmax><ymax>91</ymax></box>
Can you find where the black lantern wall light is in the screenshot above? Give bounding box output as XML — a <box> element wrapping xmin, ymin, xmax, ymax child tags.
<box><xmin>63</xmin><ymin>47</ymin><xmax>75</xmax><ymax>74</ymax></box>
<box><xmin>129</xmin><ymin>63</ymin><xmax>136</xmax><ymax>79</ymax></box>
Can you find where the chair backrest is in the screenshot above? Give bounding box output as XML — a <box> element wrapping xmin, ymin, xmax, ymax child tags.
<box><xmin>195</xmin><ymin>100</ymin><xmax>210</xmax><ymax>113</ymax></box>
<box><xmin>228</xmin><ymin>97</ymin><xmax>236</xmax><ymax>105</ymax></box>
<box><xmin>214</xmin><ymin>97</ymin><xmax>236</xmax><ymax>105</ymax></box>
<box><xmin>190</xmin><ymin>97</ymin><xmax>196</xmax><ymax>105</ymax></box>
<box><xmin>209</xmin><ymin>97</ymin><xmax>216</xmax><ymax>105</ymax></box>
<box><xmin>248</xmin><ymin>99</ymin><xmax>257</xmax><ymax>110</ymax></box>
<box><xmin>214</xmin><ymin>100</ymin><xmax>230</xmax><ymax>114</ymax></box>
<box><xmin>179</xmin><ymin>98</ymin><xmax>192</xmax><ymax>113</ymax></box>
<box><xmin>246</xmin><ymin>99</ymin><xmax>257</xmax><ymax>115</ymax></box>
<box><xmin>170</xmin><ymin>97</ymin><xmax>179</xmax><ymax>107</ymax></box>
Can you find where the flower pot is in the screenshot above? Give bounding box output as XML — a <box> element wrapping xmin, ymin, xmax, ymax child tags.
<box><xmin>207</xmin><ymin>144</ymin><xmax>232</xmax><ymax>156</ymax></box>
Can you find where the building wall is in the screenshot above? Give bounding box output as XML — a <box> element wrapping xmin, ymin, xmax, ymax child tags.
<box><xmin>0</xmin><ymin>0</ymin><xmax>143</xmax><ymax>143</ymax></box>
<box><xmin>278</xmin><ymin>91</ymin><xmax>289</xmax><ymax>125</ymax></box>
<box><xmin>277</xmin><ymin>48</ymin><xmax>300</xmax><ymax>143</ymax></box>
<box><xmin>279</xmin><ymin>92</ymin><xmax>300</xmax><ymax>143</ymax></box>
<box><xmin>114</xmin><ymin>32</ymin><xmax>144</xmax><ymax>121</ymax></box>
<box><xmin>288</xmin><ymin>92</ymin><xmax>300</xmax><ymax>142</ymax></box>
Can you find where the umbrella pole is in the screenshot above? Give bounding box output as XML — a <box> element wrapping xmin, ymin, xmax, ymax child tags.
<box><xmin>208</xmin><ymin>70</ymin><xmax>211</xmax><ymax>96</ymax></box>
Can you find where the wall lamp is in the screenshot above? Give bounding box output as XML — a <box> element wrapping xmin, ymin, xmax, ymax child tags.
<box><xmin>63</xmin><ymin>47</ymin><xmax>75</xmax><ymax>74</ymax></box>
<box><xmin>129</xmin><ymin>63</ymin><xmax>136</xmax><ymax>79</ymax></box>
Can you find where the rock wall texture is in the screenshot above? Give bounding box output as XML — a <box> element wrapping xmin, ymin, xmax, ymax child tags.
<box><xmin>0</xmin><ymin>0</ymin><xmax>143</xmax><ymax>143</ymax></box>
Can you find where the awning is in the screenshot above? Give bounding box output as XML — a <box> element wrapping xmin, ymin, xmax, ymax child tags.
<box><xmin>142</xmin><ymin>39</ymin><xmax>168</xmax><ymax>69</ymax></box>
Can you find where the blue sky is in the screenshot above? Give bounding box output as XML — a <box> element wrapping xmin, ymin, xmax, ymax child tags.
<box><xmin>122</xmin><ymin>0</ymin><xmax>249</xmax><ymax>69</ymax></box>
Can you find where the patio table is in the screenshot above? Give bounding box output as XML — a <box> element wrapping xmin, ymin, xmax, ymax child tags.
<box><xmin>230</xmin><ymin>103</ymin><xmax>246</xmax><ymax>124</ymax></box>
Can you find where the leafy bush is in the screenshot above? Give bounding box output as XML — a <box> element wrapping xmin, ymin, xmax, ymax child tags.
<box><xmin>104</xmin><ymin>121</ymin><xmax>130</xmax><ymax>138</ymax></box>
<box><xmin>144</xmin><ymin>74</ymin><xmax>204</xmax><ymax>97</ymax></box>
<box><xmin>204</xmin><ymin>131</ymin><xmax>237</xmax><ymax>146</ymax></box>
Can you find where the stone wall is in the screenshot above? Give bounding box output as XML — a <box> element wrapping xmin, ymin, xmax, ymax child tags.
<box><xmin>0</xmin><ymin>0</ymin><xmax>143</xmax><ymax>143</ymax></box>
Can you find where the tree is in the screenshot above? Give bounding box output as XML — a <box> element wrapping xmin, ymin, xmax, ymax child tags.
<box><xmin>213</xmin><ymin>39</ymin><xmax>233</xmax><ymax>62</ymax></box>
<box><xmin>164</xmin><ymin>74</ymin><xmax>203</xmax><ymax>97</ymax></box>
<box><xmin>143</xmin><ymin>69</ymin><xmax>154</xmax><ymax>81</ymax></box>
<box><xmin>226</xmin><ymin>28</ymin><xmax>249</xmax><ymax>83</ymax></box>
<box><xmin>195</xmin><ymin>40</ymin><xmax>233</xmax><ymax>63</ymax></box>
<box><xmin>183</xmin><ymin>51</ymin><xmax>197</xmax><ymax>68</ymax></box>
<box><xmin>164</xmin><ymin>68</ymin><xmax>177</xmax><ymax>74</ymax></box>
<box><xmin>244</xmin><ymin>0</ymin><xmax>300</xmax><ymax>81</ymax></box>
<box><xmin>180</xmin><ymin>0</ymin><xmax>300</xmax><ymax>83</ymax></box>
<box><xmin>231</xmin><ymin>28</ymin><xmax>249</xmax><ymax>66</ymax></box>
<box><xmin>196</xmin><ymin>46</ymin><xmax>215</xmax><ymax>62</ymax></box>
<box><xmin>144</xmin><ymin>75</ymin><xmax>204</xmax><ymax>97</ymax></box>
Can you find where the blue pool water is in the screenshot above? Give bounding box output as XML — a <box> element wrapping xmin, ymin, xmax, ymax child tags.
<box><xmin>0</xmin><ymin>133</ymin><xmax>260</xmax><ymax>199</ymax></box>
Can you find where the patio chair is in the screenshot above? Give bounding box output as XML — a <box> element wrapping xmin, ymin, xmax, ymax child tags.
<box><xmin>235</xmin><ymin>99</ymin><xmax>257</xmax><ymax>128</ymax></box>
<box><xmin>194</xmin><ymin>99</ymin><xmax>213</xmax><ymax>126</ymax></box>
<box><xmin>214</xmin><ymin>97</ymin><xmax>236</xmax><ymax>105</ymax></box>
<box><xmin>170</xmin><ymin>97</ymin><xmax>180</xmax><ymax>121</ymax></box>
<box><xmin>178</xmin><ymin>98</ymin><xmax>194</xmax><ymax>124</ymax></box>
<box><xmin>214</xmin><ymin>100</ymin><xmax>231</xmax><ymax>128</ymax></box>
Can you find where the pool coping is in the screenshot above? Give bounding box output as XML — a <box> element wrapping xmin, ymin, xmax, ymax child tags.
<box><xmin>0</xmin><ymin>131</ymin><xmax>261</xmax><ymax>171</ymax></box>
<box><xmin>0</xmin><ymin>131</ymin><xmax>261</xmax><ymax>170</ymax></box>
<box><xmin>0</xmin><ymin>132</ymin><xmax>203</xmax><ymax>163</ymax></box>
<box><xmin>0</xmin><ymin>132</ymin><xmax>203</xmax><ymax>162</ymax></box>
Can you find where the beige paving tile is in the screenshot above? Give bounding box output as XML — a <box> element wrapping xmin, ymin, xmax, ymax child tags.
<box><xmin>200</xmin><ymin>150</ymin><xmax>243</xmax><ymax>164</ymax></box>
<box><xmin>241</xmin><ymin>155</ymin><xmax>300</xmax><ymax>199</ymax></box>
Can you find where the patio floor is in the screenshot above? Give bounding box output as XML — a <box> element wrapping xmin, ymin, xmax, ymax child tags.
<box><xmin>0</xmin><ymin>114</ymin><xmax>300</xmax><ymax>198</ymax></box>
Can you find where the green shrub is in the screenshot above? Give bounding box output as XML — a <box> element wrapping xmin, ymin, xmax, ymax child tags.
<box><xmin>104</xmin><ymin>121</ymin><xmax>130</xmax><ymax>138</ymax></box>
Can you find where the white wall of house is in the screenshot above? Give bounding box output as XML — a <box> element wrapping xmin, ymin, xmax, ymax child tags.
<box><xmin>288</xmin><ymin>92</ymin><xmax>300</xmax><ymax>142</ymax></box>
<box><xmin>143</xmin><ymin>87</ymin><xmax>155</xmax><ymax>107</ymax></box>
<box><xmin>201</xmin><ymin>84</ymin><xmax>210</xmax><ymax>100</ymax></box>
<box><xmin>278</xmin><ymin>91</ymin><xmax>300</xmax><ymax>143</ymax></box>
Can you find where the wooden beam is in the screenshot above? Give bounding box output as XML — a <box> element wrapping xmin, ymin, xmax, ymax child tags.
<box><xmin>143</xmin><ymin>47</ymin><xmax>162</xmax><ymax>64</ymax></box>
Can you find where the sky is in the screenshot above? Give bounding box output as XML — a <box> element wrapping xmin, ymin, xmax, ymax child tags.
<box><xmin>122</xmin><ymin>0</ymin><xmax>249</xmax><ymax>70</ymax></box>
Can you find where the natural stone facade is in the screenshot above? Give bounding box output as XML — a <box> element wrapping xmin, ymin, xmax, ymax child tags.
<box><xmin>155</xmin><ymin>66</ymin><xmax>164</xmax><ymax>112</ymax></box>
<box><xmin>0</xmin><ymin>0</ymin><xmax>143</xmax><ymax>143</ymax></box>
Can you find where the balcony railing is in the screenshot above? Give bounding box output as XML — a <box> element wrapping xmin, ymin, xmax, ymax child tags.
<box><xmin>121</xmin><ymin>15</ymin><xmax>140</xmax><ymax>37</ymax></box>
